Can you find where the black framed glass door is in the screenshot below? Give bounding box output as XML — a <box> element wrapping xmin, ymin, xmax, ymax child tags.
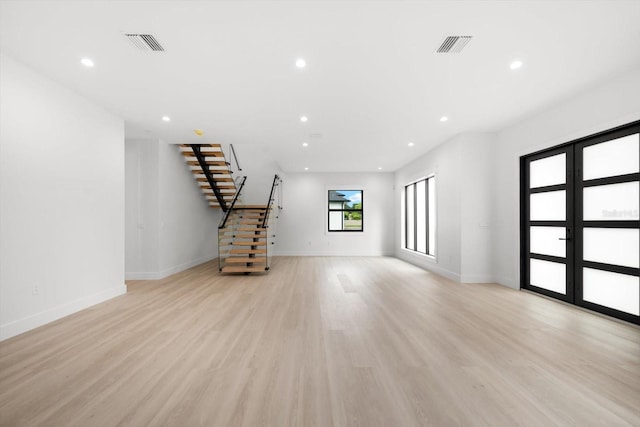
<box><xmin>521</xmin><ymin>121</ymin><xmax>640</xmax><ymax>324</ymax></box>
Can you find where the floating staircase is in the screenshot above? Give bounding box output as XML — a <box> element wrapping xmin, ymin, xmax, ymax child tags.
<box><xmin>180</xmin><ymin>143</ymin><xmax>281</xmax><ymax>274</ymax></box>
<box><xmin>219</xmin><ymin>206</ymin><xmax>271</xmax><ymax>273</ymax></box>
<box><xmin>179</xmin><ymin>143</ymin><xmax>237</xmax><ymax>209</ymax></box>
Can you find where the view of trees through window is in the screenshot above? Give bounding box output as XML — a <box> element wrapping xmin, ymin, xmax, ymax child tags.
<box><xmin>328</xmin><ymin>190</ymin><xmax>363</xmax><ymax>231</ymax></box>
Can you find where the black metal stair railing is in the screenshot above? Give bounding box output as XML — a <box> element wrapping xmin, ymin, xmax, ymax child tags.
<box><xmin>219</xmin><ymin>176</ymin><xmax>247</xmax><ymax>230</ymax></box>
<box><xmin>261</xmin><ymin>174</ymin><xmax>281</xmax><ymax>228</ymax></box>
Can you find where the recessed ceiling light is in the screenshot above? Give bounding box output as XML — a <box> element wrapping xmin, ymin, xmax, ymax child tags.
<box><xmin>296</xmin><ymin>58</ymin><xmax>306</xmax><ymax>68</ymax></box>
<box><xmin>377</xmin><ymin>167</ymin><xmax>383</xmax><ymax>170</ymax></box>
<box><xmin>300</xmin><ymin>116</ymin><xmax>308</xmax><ymax>123</ymax></box>
<box><xmin>302</xmin><ymin>142</ymin><xmax>309</xmax><ymax>147</ymax></box>
<box><xmin>80</xmin><ymin>58</ymin><xmax>94</xmax><ymax>67</ymax></box>
<box><xmin>304</xmin><ymin>167</ymin><xmax>309</xmax><ymax>171</ymax></box>
<box><xmin>510</xmin><ymin>60</ymin><xmax>523</xmax><ymax>70</ymax></box>
<box><xmin>440</xmin><ymin>116</ymin><xmax>449</xmax><ymax>122</ymax></box>
<box><xmin>408</xmin><ymin>142</ymin><xmax>415</xmax><ymax>147</ymax></box>
<box><xmin>162</xmin><ymin>116</ymin><xmax>171</xmax><ymax>122</ymax></box>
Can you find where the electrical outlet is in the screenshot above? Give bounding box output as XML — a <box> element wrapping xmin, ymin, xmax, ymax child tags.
<box><xmin>32</xmin><ymin>285</ymin><xmax>39</xmax><ymax>295</ymax></box>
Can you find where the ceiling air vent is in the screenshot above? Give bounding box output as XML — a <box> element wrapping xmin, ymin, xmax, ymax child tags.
<box><xmin>125</xmin><ymin>34</ymin><xmax>165</xmax><ymax>51</ymax></box>
<box><xmin>436</xmin><ymin>35</ymin><xmax>472</xmax><ymax>53</ymax></box>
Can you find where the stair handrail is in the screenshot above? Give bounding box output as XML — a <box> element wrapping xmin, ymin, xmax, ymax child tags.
<box><xmin>229</xmin><ymin>144</ymin><xmax>242</xmax><ymax>172</ymax></box>
<box><xmin>191</xmin><ymin>144</ymin><xmax>228</xmax><ymax>211</ymax></box>
<box><xmin>219</xmin><ymin>176</ymin><xmax>247</xmax><ymax>229</ymax></box>
<box><xmin>261</xmin><ymin>174</ymin><xmax>281</xmax><ymax>228</ymax></box>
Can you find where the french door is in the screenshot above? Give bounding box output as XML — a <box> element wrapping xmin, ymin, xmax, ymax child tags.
<box><xmin>522</xmin><ymin>121</ymin><xmax>640</xmax><ymax>324</ymax></box>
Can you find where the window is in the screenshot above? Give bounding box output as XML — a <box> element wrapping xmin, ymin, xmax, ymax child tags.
<box><xmin>328</xmin><ymin>190</ymin><xmax>363</xmax><ymax>231</ymax></box>
<box><xmin>404</xmin><ymin>176</ymin><xmax>436</xmax><ymax>256</ymax></box>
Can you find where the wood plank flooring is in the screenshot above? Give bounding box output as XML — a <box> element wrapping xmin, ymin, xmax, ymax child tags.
<box><xmin>1</xmin><ymin>256</ymin><xmax>639</xmax><ymax>426</ymax></box>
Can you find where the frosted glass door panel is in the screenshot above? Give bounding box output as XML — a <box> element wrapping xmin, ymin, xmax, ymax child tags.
<box><xmin>530</xmin><ymin>259</ymin><xmax>566</xmax><ymax>294</ymax></box>
<box><xmin>584</xmin><ymin>228</ymin><xmax>640</xmax><ymax>268</ymax></box>
<box><xmin>583</xmin><ymin>268</ymin><xmax>640</xmax><ymax>315</ymax></box>
<box><xmin>583</xmin><ymin>182</ymin><xmax>639</xmax><ymax>221</ymax></box>
<box><xmin>530</xmin><ymin>191</ymin><xmax>566</xmax><ymax>221</ymax></box>
<box><xmin>583</xmin><ymin>134</ymin><xmax>640</xmax><ymax>181</ymax></box>
<box><xmin>428</xmin><ymin>178</ymin><xmax>436</xmax><ymax>255</ymax></box>
<box><xmin>530</xmin><ymin>226</ymin><xmax>566</xmax><ymax>258</ymax></box>
<box><xmin>406</xmin><ymin>186</ymin><xmax>415</xmax><ymax>250</ymax></box>
<box><xmin>530</xmin><ymin>153</ymin><xmax>566</xmax><ymax>188</ymax></box>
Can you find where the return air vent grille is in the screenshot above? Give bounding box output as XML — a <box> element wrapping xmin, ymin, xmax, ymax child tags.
<box><xmin>125</xmin><ymin>34</ymin><xmax>165</xmax><ymax>51</ymax></box>
<box><xmin>436</xmin><ymin>36</ymin><xmax>472</xmax><ymax>53</ymax></box>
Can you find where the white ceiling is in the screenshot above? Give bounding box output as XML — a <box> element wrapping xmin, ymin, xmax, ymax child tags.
<box><xmin>2</xmin><ymin>0</ymin><xmax>640</xmax><ymax>173</ymax></box>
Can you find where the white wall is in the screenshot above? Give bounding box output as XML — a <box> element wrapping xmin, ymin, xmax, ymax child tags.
<box><xmin>394</xmin><ymin>67</ymin><xmax>640</xmax><ymax>287</ymax></box>
<box><xmin>125</xmin><ymin>140</ymin><xmax>160</xmax><ymax>275</ymax></box>
<box><xmin>125</xmin><ymin>140</ymin><xmax>221</xmax><ymax>279</ymax></box>
<box><xmin>394</xmin><ymin>133</ymin><xmax>495</xmax><ymax>282</ymax></box>
<box><xmin>276</xmin><ymin>172</ymin><xmax>394</xmax><ymax>256</ymax></box>
<box><xmin>492</xmin><ymin>67</ymin><xmax>640</xmax><ymax>289</ymax></box>
<box><xmin>0</xmin><ymin>54</ymin><xmax>126</xmax><ymax>340</ymax></box>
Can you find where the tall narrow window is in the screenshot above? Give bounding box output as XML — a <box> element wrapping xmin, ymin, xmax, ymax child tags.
<box><xmin>404</xmin><ymin>176</ymin><xmax>436</xmax><ymax>256</ymax></box>
<box><xmin>328</xmin><ymin>190</ymin><xmax>363</xmax><ymax>232</ymax></box>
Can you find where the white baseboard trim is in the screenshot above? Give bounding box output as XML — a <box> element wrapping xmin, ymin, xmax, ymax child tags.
<box><xmin>125</xmin><ymin>254</ymin><xmax>216</xmax><ymax>281</ymax></box>
<box><xmin>494</xmin><ymin>275</ymin><xmax>519</xmax><ymax>290</ymax></box>
<box><xmin>273</xmin><ymin>251</ymin><xmax>393</xmax><ymax>257</ymax></box>
<box><xmin>419</xmin><ymin>263</ymin><xmax>461</xmax><ymax>282</ymax></box>
<box><xmin>395</xmin><ymin>252</ymin><xmax>461</xmax><ymax>282</ymax></box>
<box><xmin>460</xmin><ymin>274</ymin><xmax>496</xmax><ymax>284</ymax></box>
<box><xmin>0</xmin><ymin>283</ymin><xmax>128</xmax><ymax>342</ymax></box>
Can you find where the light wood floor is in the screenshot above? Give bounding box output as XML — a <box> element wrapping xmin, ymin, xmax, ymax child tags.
<box><xmin>1</xmin><ymin>257</ymin><xmax>639</xmax><ymax>427</ymax></box>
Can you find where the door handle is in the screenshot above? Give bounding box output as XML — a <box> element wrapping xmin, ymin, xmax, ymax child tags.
<box><xmin>558</xmin><ymin>237</ymin><xmax>571</xmax><ymax>241</ymax></box>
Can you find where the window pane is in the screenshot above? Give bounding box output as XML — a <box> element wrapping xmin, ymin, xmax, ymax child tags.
<box><xmin>406</xmin><ymin>185</ymin><xmax>415</xmax><ymax>250</ymax></box>
<box><xmin>530</xmin><ymin>226</ymin><xmax>566</xmax><ymax>258</ymax></box>
<box><xmin>416</xmin><ymin>180</ymin><xmax>426</xmax><ymax>253</ymax></box>
<box><xmin>583</xmin><ymin>181</ymin><xmax>639</xmax><ymax>221</ymax></box>
<box><xmin>328</xmin><ymin>190</ymin><xmax>363</xmax><ymax>232</ymax></box>
<box><xmin>329</xmin><ymin>212</ymin><xmax>343</xmax><ymax>231</ymax></box>
<box><xmin>530</xmin><ymin>259</ymin><xmax>566</xmax><ymax>295</ymax></box>
<box><xmin>530</xmin><ymin>153</ymin><xmax>566</xmax><ymax>188</ymax></box>
<box><xmin>530</xmin><ymin>190</ymin><xmax>566</xmax><ymax>221</ymax></box>
<box><xmin>344</xmin><ymin>212</ymin><xmax>362</xmax><ymax>231</ymax></box>
<box><xmin>428</xmin><ymin>177</ymin><xmax>436</xmax><ymax>255</ymax></box>
<box><xmin>583</xmin><ymin>133</ymin><xmax>639</xmax><ymax>181</ymax></box>
<box><xmin>583</xmin><ymin>268</ymin><xmax>639</xmax><ymax>315</ymax></box>
<box><xmin>583</xmin><ymin>228</ymin><xmax>639</xmax><ymax>268</ymax></box>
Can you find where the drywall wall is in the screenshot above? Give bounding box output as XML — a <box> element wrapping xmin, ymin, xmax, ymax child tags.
<box><xmin>275</xmin><ymin>172</ymin><xmax>394</xmax><ymax>256</ymax></box>
<box><xmin>394</xmin><ymin>132</ymin><xmax>495</xmax><ymax>282</ymax></box>
<box><xmin>157</xmin><ymin>141</ymin><xmax>220</xmax><ymax>276</ymax></box>
<box><xmin>395</xmin><ymin>136</ymin><xmax>462</xmax><ymax>280</ymax></box>
<box><xmin>124</xmin><ymin>140</ymin><xmax>220</xmax><ymax>279</ymax></box>
<box><xmin>492</xmin><ymin>66</ymin><xmax>640</xmax><ymax>289</ymax></box>
<box><xmin>0</xmin><ymin>54</ymin><xmax>126</xmax><ymax>340</ymax></box>
<box><xmin>459</xmin><ymin>133</ymin><xmax>494</xmax><ymax>283</ymax></box>
<box><xmin>125</xmin><ymin>140</ymin><xmax>160</xmax><ymax>276</ymax></box>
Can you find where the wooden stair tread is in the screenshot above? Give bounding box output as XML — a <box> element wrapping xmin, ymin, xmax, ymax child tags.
<box><xmin>222</xmin><ymin>241</ymin><xmax>267</xmax><ymax>246</ymax></box>
<box><xmin>232</xmin><ymin>205</ymin><xmax>269</xmax><ymax>210</ymax></box>
<box><xmin>221</xmin><ymin>266</ymin><xmax>267</xmax><ymax>273</ymax></box>
<box><xmin>230</xmin><ymin>249</ymin><xmax>267</xmax><ymax>254</ymax></box>
<box><xmin>225</xmin><ymin>257</ymin><xmax>267</xmax><ymax>264</ymax></box>
<box><xmin>181</xmin><ymin>151</ymin><xmax>224</xmax><ymax>158</ymax></box>
<box><xmin>187</xmin><ymin>160</ymin><xmax>228</xmax><ymax>166</ymax></box>
<box><xmin>180</xmin><ymin>143</ymin><xmax>221</xmax><ymax>148</ymax></box>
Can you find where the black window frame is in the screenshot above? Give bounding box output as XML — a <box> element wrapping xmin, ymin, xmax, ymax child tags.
<box><xmin>327</xmin><ymin>190</ymin><xmax>363</xmax><ymax>232</ymax></box>
<box><xmin>404</xmin><ymin>176</ymin><xmax>435</xmax><ymax>256</ymax></box>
